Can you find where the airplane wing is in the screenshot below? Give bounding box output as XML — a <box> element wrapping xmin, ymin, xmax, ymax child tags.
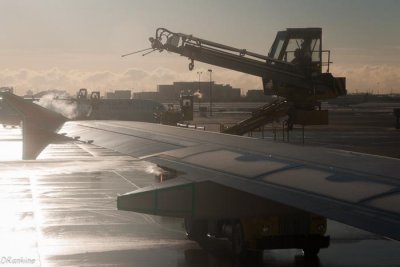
<box><xmin>3</xmin><ymin>92</ymin><xmax>400</xmax><ymax>242</ymax></box>
<box><xmin>60</xmin><ymin>120</ymin><xmax>400</xmax><ymax>241</ymax></box>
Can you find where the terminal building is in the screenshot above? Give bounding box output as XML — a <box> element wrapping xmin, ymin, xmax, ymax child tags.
<box><xmin>133</xmin><ymin>83</ymin><xmax>276</xmax><ymax>103</ymax></box>
<box><xmin>246</xmin><ymin>89</ymin><xmax>274</xmax><ymax>102</ymax></box>
<box><xmin>156</xmin><ymin>81</ymin><xmax>241</xmax><ymax>103</ymax></box>
<box><xmin>133</xmin><ymin>91</ymin><xmax>160</xmax><ymax>101</ymax></box>
<box><xmin>105</xmin><ymin>90</ymin><xmax>131</xmax><ymax>99</ymax></box>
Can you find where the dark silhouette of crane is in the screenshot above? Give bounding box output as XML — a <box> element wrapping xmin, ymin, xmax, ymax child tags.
<box><xmin>140</xmin><ymin>28</ymin><xmax>347</xmax><ymax>134</ymax></box>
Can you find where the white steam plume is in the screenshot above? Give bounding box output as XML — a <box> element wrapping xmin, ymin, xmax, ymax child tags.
<box><xmin>193</xmin><ymin>91</ymin><xmax>203</xmax><ymax>99</ymax></box>
<box><xmin>37</xmin><ymin>93</ymin><xmax>79</xmax><ymax>119</ymax></box>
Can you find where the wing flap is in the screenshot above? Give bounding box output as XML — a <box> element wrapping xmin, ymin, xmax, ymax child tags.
<box><xmin>118</xmin><ymin>178</ymin><xmax>304</xmax><ymax>219</ymax></box>
<box><xmin>117</xmin><ymin>178</ymin><xmax>195</xmax><ymax>217</ymax></box>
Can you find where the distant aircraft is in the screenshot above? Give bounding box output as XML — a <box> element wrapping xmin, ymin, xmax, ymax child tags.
<box><xmin>2</xmin><ymin>92</ymin><xmax>399</xmax><ymax>258</ymax></box>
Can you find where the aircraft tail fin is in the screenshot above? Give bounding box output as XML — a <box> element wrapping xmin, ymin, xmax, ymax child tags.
<box><xmin>1</xmin><ymin>92</ymin><xmax>71</xmax><ymax>159</ymax></box>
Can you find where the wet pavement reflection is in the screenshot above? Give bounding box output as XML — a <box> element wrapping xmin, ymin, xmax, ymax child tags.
<box><xmin>0</xmin><ymin>126</ymin><xmax>399</xmax><ymax>266</ymax></box>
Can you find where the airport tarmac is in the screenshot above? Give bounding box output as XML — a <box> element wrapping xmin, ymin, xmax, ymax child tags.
<box><xmin>194</xmin><ymin>103</ymin><xmax>400</xmax><ymax>158</ymax></box>
<box><xmin>0</xmin><ymin>117</ymin><xmax>399</xmax><ymax>266</ymax></box>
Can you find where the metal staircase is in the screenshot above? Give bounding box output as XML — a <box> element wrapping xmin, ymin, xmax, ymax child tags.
<box><xmin>222</xmin><ymin>100</ymin><xmax>291</xmax><ymax>135</ymax></box>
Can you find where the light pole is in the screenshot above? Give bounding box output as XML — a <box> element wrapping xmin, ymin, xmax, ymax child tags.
<box><xmin>197</xmin><ymin>71</ymin><xmax>202</xmax><ymax>111</ymax></box>
<box><xmin>208</xmin><ymin>69</ymin><xmax>212</xmax><ymax>116</ymax></box>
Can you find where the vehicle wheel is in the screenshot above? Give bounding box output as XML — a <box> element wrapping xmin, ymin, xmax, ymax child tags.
<box><xmin>303</xmin><ymin>246</ymin><xmax>320</xmax><ymax>258</ymax></box>
<box><xmin>231</xmin><ymin>222</ymin><xmax>247</xmax><ymax>258</ymax></box>
<box><xmin>184</xmin><ymin>218</ymin><xmax>207</xmax><ymax>241</ymax></box>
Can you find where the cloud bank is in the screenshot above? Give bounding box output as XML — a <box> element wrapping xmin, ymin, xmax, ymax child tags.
<box><xmin>1</xmin><ymin>64</ymin><xmax>399</xmax><ymax>95</ymax></box>
<box><xmin>333</xmin><ymin>64</ymin><xmax>400</xmax><ymax>93</ymax></box>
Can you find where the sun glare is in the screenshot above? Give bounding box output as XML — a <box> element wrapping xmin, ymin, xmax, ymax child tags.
<box><xmin>0</xmin><ymin>126</ymin><xmax>22</xmax><ymax>160</ymax></box>
<box><xmin>0</xmin><ymin>141</ymin><xmax>22</xmax><ymax>161</ymax></box>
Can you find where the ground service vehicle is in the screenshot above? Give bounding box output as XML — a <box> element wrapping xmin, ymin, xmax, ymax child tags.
<box><xmin>149</xmin><ymin>27</ymin><xmax>346</xmax><ymax>134</ymax></box>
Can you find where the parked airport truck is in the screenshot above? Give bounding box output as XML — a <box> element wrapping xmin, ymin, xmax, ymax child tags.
<box><xmin>185</xmin><ymin>213</ymin><xmax>328</xmax><ymax>258</ymax></box>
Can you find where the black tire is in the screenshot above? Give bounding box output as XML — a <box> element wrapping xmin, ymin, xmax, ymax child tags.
<box><xmin>184</xmin><ymin>218</ymin><xmax>207</xmax><ymax>241</ymax></box>
<box><xmin>303</xmin><ymin>246</ymin><xmax>320</xmax><ymax>258</ymax></box>
<box><xmin>231</xmin><ymin>222</ymin><xmax>247</xmax><ymax>258</ymax></box>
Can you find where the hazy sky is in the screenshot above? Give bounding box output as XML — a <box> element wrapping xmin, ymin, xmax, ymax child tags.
<box><xmin>0</xmin><ymin>0</ymin><xmax>399</xmax><ymax>95</ymax></box>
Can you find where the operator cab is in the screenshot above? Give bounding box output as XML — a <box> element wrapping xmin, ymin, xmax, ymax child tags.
<box><xmin>268</xmin><ymin>28</ymin><xmax>326</xmax><ymax>76</ymax></box>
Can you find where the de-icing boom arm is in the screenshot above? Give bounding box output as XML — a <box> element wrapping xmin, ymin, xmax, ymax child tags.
<box><xmin>147</xmin><ymin>27</ymin><xmax>346</xmax><ymax>108</ymax></box>
<box><xmin>149</xmin><ymin>28</ymin><xmax>309</xmax><ymax>89</ymax></box>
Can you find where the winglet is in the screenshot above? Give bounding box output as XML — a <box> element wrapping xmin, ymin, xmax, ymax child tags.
<box><xmin>1</xmin><ymin>92</ymin><xmax>70</xmax><ymax>159</ymax></box>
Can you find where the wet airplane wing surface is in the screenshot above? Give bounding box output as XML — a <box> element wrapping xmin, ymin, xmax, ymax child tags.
<box><xmin>0</xmin><ymin>134</ymin><xmax>194</xmax><ymax>266</ymax></box>
<box><xmin>61</xmin><ymin>121</ymin><xmax>400</xmax><ymax>240</ymax></box>
<box><xmin>0</xmin><ymin>126</ymin><xmax>400</xmax><ymax>266</ymax></box>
